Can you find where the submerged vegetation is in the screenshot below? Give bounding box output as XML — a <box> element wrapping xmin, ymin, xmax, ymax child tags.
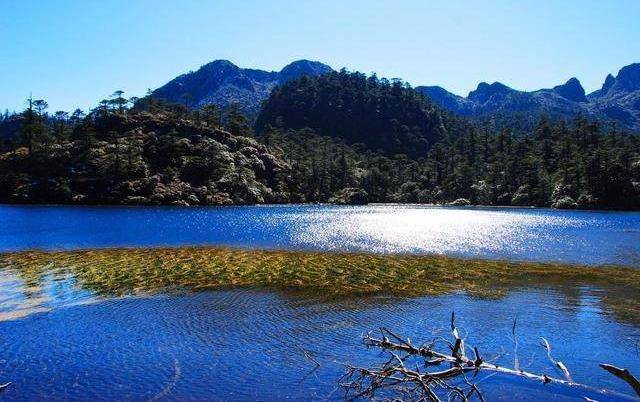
<box><xmin>1</xmin><ymin>247</ymin><xmax>639</xmax><ymax>325</ymax></box>
<box><xmin>1</xmin><ymin>69</ymin><xmax>639</xmax><ymax>208</ymax></box>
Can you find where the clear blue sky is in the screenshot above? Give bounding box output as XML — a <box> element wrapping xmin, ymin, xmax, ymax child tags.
<box><xmin>1</xmin><ymin>0</ymin><xmax>639</xmax><ymax>112</ymax></box>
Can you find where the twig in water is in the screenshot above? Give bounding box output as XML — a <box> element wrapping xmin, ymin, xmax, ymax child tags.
<box><xmin>540</xmin><ymin>337</ymin><xmax>572</xmax><ymax>382</ymax></box>
<box><xmin>295</xmin><ymin>343</ymin><xmax>321</xmax><ymax>367</ymax></box>
<box><xmin>600</xmin><ymin>364</ymin><xmax>640</xmax><ymax>397</ymax></box>
<box><xmin>512</xmin><ymin>315</ymin><xmax>519</xmax><ymax>372</ymax></box>
<box><xmin>150</xmin><ymin>358</ymin><xmax>181</xmax><ymax>401</ymax></box>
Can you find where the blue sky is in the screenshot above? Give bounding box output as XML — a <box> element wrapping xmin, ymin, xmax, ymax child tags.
<box><xmin>1</xmin><ymin>0</ymin><xmax>639</xmax><ymax>112</ymax></box>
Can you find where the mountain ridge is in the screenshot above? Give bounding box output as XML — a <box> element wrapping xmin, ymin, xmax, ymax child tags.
<box><xmin>151</xmin><ymin>59</ymin><xmax>332</xmax><ymax>116</ymax></box>
<box><xmin>416</xmin><ymin>63</ymin><xmax>640</xmax><ymax>131</ymax></box>
<box><xmin>150</xmin><ymin>59</ymin><xmax>640</xmax><ymax>131</ymax></box>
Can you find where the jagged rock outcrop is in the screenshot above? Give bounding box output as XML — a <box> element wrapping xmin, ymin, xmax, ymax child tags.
<box><xmin>553</xmin><ymin>77</ymin><xmax>587</xmax><ymax>103</ymax></box>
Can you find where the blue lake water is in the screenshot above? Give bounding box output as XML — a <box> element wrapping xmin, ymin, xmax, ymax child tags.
<box><xmin>0</xmin><ymin>287</ymin><xmax>638</xmax><ymax>401</ymax></box>
<box><xmin>1</xmin><ymin>204</ymin><xmax>640</xmax><ymax>400</ymax></box>
<box><xmin>1</xmin><ymin>204</ymin><xmax>639</xmax><ymax>265</ymax></box>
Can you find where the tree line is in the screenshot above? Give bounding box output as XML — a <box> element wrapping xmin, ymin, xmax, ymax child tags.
<box><xmin>1</xmin><ymin>72</ymin><xmax>639</xmax><ymax>209</ymax></box>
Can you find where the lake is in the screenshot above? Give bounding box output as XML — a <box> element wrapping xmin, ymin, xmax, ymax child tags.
<box><xmin>1</xmin><ymin>204</ymin><xmax>639</xmax><ymax>265</ymax></box>
<box><xmin>0</xmin><ymin>204</ymin><xmax>639</xmax><ymax>400</ymax></box>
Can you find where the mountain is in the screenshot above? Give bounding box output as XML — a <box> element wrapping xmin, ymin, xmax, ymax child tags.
<box><xmin>553</xmin><ymin>77</ymin><xmax>587</xmax><ymax>103</ymax></box>
<box><xmin>588</xmin><ymin>63</ymin><xmax>640</xmax><ymax>128</ymax></box>
<box><xmin>256</xmin><ymin>70</ymin><xmax>468</xmax><ymax>157</ymax></box>
<box><xmin>416</xmin><ymin>63</ymin><xmax>640</xmax><ymax>132</ymax></box>
<box><xmin>151</xmin><ymin>59</ymin><xmax>332</xmax><ymax>116</ymax></box>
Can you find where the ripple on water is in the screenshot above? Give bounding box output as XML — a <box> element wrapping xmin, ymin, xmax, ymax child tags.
<box><xmin>0</xmin><ymin>288</ymin><xmax>639</xmax><ymax>400</ymax></box>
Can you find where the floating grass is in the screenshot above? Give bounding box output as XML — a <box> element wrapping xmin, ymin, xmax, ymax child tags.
<box><xmin>1</xmin><ymin>247</ymin><xmax>638</xmax><ymax>324</ymax></box>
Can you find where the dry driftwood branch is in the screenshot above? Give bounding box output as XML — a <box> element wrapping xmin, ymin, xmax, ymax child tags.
<box><xmin>340</xmin><ymin>312</ymin><xmax>640</xmax><ymax>401</ymax></box>
<box><xmin>600</xmin><ymin>364</ymin><xmax>640</xmax><ymax>397</ymax></box>
<box><xmin>540</xmin><ymin>337</ymin><xmax>572</xmax><ymax>382</ymax></box>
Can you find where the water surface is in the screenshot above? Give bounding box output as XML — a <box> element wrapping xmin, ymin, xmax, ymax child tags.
<box><xmin>2</xmin><ymin>204</ymin><xmax>640</xmax><ymax>400</ymax></box>
<box><xmin>0</xmin><ymin>285</ymin><xmax>638</xmax><ymax>401</ymax></box>
<box><xmin>1</xmin><ymin>204</ymin><xmax>639</xmax><ymax>266</ymax></box>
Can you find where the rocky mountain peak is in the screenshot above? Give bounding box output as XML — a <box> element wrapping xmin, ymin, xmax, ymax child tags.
<box><xmin>553</xmin><ymin>77</ymin><xmax>587</xmax><ymax>102</ymax></box>
<box><xmin>278</xmin><ymin>60</ymin><xmax>332</xmax><ymax>83</ymax></box>
<box><xmin>601</xmin><ymin>73</ymin><xmax>616</xmax><ymax>94</ymax></box>
<box><xmin>151</xmin><ymin>59</ymin><xmax>332</xmax><ymax>116</ymax></box>
<box><xmin>200</xmin><ymin>59</ymin><xmax>240</xmax><ymax>74</ymax></box>
<box><xmin>613</xmin><ymin>63</ymin><xmax>640</xmax><ymax>92</ymax></box>
<box><xmin>468</xmin><ymin>82</ymin><xmax>512</xmax><ymax>102</ymax></box>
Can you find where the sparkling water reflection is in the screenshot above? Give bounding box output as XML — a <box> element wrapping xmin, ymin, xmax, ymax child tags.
<box><xmin>0</xmin><ymin>204</ymin><xmax>639</xmax><ymax>265</ymax></box>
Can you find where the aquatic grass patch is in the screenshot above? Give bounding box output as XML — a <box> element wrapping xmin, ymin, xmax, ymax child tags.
<box><xmin>1</xmin><ymin>247</ymin><xmax>639</xmax><ymax>324</ymax></box>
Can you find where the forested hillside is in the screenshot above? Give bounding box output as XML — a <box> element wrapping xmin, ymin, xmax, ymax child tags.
<box><xmin>256</xmin><ymin>70</ymin><xmax>469</xmax><ymax>158</ymax></box>
<box><xmin>1</xmin><ymin>69</ymin><xmax>639</xmax><ymax>209</ymax></box>
<box><xmin>0</xmin><ymin>96</ymin><xmax>291</xmax><ymax>205</ymax></box>
<box><xmin>264</xmin><ymin>119</ymin><xmax>640</xmax><ymax>209</ymax></box>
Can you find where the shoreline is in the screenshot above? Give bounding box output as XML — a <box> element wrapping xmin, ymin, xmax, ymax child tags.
<box><xmin>2</xmin><ymin>201</ymin><xmax>640</xmax><ymax>213</ymax></box>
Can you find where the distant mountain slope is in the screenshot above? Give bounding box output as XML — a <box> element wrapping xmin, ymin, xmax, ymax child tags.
<box><xmin>151</xmin><ymin>59</ymin><xmax>332</xmax><ymax>115</ymax></box>
<box><xmin>416</xmin><ymin>62</ymin><xmax>640</xmax><ymax>132</ymax></box>
<box><xmin>588</xmin><ymin>63</ymin><xmax>640</xmax><ymax>129</ymax></box>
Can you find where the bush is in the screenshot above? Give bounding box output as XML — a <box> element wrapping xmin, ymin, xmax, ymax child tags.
<box><xmin>552</xmin><ymin>196</ymin><xmax>578</xmax><ymax>209</ymax></box>
<box><xmin>448</xmin><ymin>198</ymin><xmax>471</xmax><ymax>206</ymax></box>
<box><xmin>329</xmin><ymin>187</ymin><xmax>368</xmax><ymax>205</ymax></box>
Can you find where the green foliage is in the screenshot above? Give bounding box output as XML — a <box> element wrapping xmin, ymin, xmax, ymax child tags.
<box><xmin>256</xmin><ymin>70</ymin><xmax>467</xmax><ymax>158</ymax></box>
<box><xmin>1</xmin><ymin>88</ymin><xmax>639</xmax><ymax>210</ymax></box>
<box><xmin>263</xmin><ymin>117</ymin><xmax>640</xmax><ymax>209</ymax></box>
<box><xmin>0</xmin><ymin>97</ymin><xmax>290</xmax><ymax>205</ymax></box>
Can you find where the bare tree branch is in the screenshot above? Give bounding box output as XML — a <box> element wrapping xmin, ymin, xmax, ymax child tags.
<box><xmin>540</xmin><ymin>337</ymin><xmax>572</xmax><ymax>382</ymax></box>
<box><xmin>295</xmin><ymin>343</ymin><xmax>321</xmax><ymax>367</ymax></box>
<box><xmin>341</xmin><ymin>314</ymin><xmax>640</xmax><ymax>401</ymax></box>
<box><xmin>600</xmin><ymin>364</ymin><xmax>640</xmax><ymax>397</ymax></box>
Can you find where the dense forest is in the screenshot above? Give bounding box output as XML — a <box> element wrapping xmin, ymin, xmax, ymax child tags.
<box><xmin>256</xmin><ymin>70</ymin><xmax>470</xmax><ymax>158</ymax></box>
<box><xmin>0</xmin><ymin>95</ymin><xmax>291</xmax><ymax>205</ymax></box>
<box><xmin>1</xmin><ymin>70</ymin><xmax>639</xmax><ymax>209</ymax></box>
